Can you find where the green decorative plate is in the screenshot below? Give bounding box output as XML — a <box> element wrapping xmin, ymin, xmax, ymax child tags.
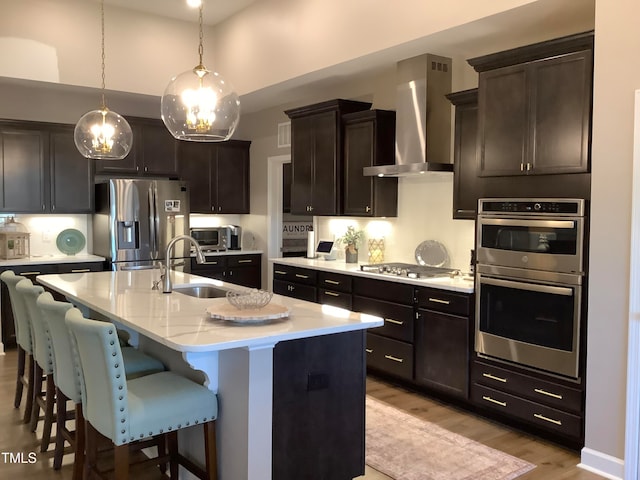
<box><xmin>56</xmin><ymin>229</ymin><xmax>86</xmax><ymax>255</ymax></box>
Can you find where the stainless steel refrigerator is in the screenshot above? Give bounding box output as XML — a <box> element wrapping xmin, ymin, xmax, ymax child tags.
<box><xmin>93</xmin><ymin>179</ymin><xmax>191</xmax><ymax>271</ymax></box>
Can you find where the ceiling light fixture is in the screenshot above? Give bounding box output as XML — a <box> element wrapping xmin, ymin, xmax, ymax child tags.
<box><xmin>161</xmin><ymin>1</ymin><xmax>240</xmax><ymax>142</ymax></box>
<box><xmin>74</xmin><ymin>0</ymin><xmax>132</xmax><ymax>160</ymax></box>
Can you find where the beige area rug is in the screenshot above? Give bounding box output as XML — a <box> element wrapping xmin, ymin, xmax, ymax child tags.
<box><xmin>366</xmin><ymin>396</ymin><xmax>536</xmax><ymax>480</ymax></box>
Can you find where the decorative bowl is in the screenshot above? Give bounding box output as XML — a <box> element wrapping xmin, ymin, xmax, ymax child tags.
<box><xmin>226</xmin><ymin>289</ymin><xmax>273</xmax><ymax>310</ymax></box>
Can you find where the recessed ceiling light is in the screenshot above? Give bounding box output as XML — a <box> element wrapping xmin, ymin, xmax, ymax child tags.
<box><xmin>187</xmin><ymin>0</ymin><xmax>202</xmax><ymax>8</ymax></box>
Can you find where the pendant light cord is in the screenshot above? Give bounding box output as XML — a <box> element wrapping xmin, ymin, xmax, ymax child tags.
<box><xmin>197</xmin><ymin>4</ymin><xmax>205</xmax><ymax>68</ymax></box>
<box><xmin>100</xmin><ymin>0</ymin><xmax>107</xmax><ymax>109</ymax></box>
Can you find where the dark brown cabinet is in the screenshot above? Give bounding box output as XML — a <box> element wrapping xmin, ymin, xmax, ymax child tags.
<box><xmin>342</xmin><ymin>110</ymin><xmax>398</xmax><ymax>217</ymax></box>
<box><xmin>446</xmin><ymin>89</ymin><xmax>479</xmax><ymax>219</ymax></box>
<box><xmin>94</xmin><ymin>117</ymin><xmax>179</xmax><ymax>177</ymax></box>
<box><xmin>469</xmin><ymin>32</ymin><xmax>593</xmax><ymax>178</ymax></box>
<box><xmin>285</xmin><ymin>99</ymin><xmax>371</xmax><ymax>216</ymax></box>
<box><xmin>0</xmin><ymin>121</ymin><xmax>94</xmax><ymax>214</ymax></box>
<box><xmin>273</xmin><ymin>263</ymin><xmax>317</xmax><ymax>302</ymax></box>
<box><xmin>471</xmin><ymin>357</ymin><xmax>584</xmax><ymax>444</ymax></box>
<box><xmin>273</xmin><ymin>330</ymin><xmax>366</xmax><ymax>479</ymax></box>
<box><xmin>49</xmin><ymin>125</ymin><xmax>94</xmax><ymax>213</ymax></box>
<box><xmin>0</xmin><ymin>125</ymin><xmax>46</xmax><ymax>212</ymax></box>
<box><xmin>178</xmin><ymin>140</ymin><xmax>250</xmax><ymax>214</ymax></box>
<box><xmin>352</xmin><ymin>277</ymin><xmax>415</xmax><ymax>382</ymax></box>
<box><xmin>415</xmin><ymin>287</ymin><xmax>472</xmax><ymax>399</ymax></box>
<box><xmin>190</xmin><ymin>253</ymin><xmax>261</xmax><ymax>289</ymax></box>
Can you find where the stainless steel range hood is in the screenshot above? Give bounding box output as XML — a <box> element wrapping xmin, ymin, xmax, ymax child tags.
<box><xmin>364</xmin><ymin>54</ymin><xmax>453</xmax><ymax>177</ymax></box>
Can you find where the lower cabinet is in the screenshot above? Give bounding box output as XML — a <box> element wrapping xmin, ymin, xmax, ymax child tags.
<box><xmin>317</xmin><ymin>271</ymin><xmax>352</xmax><ymax>310</ymax></box>
<box><xmin>471</xmin><ymin>358</ymin><xmax>584</xmax><ymax>443</ymax></box>
<box><xmin>273</xmin><ymin>330</ymin><xmax>366</xmax><ymax>479</ymax></box>
<box><xmin>190</xmin><ymin>254</ymin><xmax>262</xmax><ymax>289</ymax></box>
<box><xmin>415</xmin><ymin>287</ymin><xmax>473</xmax><ymax>399</ymax></box>
<box><xmin>0</xmin><ymin>262</ymin><xmax>104</xmax><ymax>348</ymax></box>
<box><xmin>272</xmin><ymin>263</ymin><xmax>317</xmax><ymax>302</ymax></box>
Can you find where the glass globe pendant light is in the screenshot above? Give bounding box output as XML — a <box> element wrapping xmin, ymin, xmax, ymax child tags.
<box><xmin>161</xmin><ymin>2</ymin><xmax>240</xmax><ymax>142</ymax></box>
<box><xmin>74</xmin><ymin>0</ymin><xmax>132</xmax><ymax>160</ymax></box>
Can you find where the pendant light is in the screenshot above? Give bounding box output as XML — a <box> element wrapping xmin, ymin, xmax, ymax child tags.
<box><xmin>74</xmin><ymin>0</ymin><xmax>132</xmax><ymax>160</ymax></box>
<box><xmin>161</xmin><ymin>1</ymin><xmax>240</xmax><ymax>142</ymax></box>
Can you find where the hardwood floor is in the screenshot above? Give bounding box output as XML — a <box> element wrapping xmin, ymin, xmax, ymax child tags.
<box><xmin>0</xmin><ymin>349</ymin><xmax>604</xmax><ymax>479</ymax></box>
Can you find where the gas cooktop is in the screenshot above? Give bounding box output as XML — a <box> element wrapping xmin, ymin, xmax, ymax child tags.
<box><xmin>360</xmin><ymin>262</ymin><xmax>459</xmax><ymax>279</ymax></box>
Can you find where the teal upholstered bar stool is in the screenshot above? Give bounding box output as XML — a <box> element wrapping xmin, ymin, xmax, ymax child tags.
<box><xmin>37</xmin><ymin>292</ymin><xmax>168</xmax><ymax>480</ymax></box>
<box><xmin>0</xmin><ymin>270</ymin><xmax>35</xmax><ymax>423</ymax></box>
<box><xmin>65</xmin><ymin>308</ymin><xmax>219</xmax><ymax>480</ymax></box>
<box><xmin>17</xmin><ymin>278</ymin><xmax>56</xmax><ymax>452</ymax></box>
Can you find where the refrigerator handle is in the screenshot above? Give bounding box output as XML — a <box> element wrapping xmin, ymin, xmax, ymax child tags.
<box><xmin>149</xmin><ymin>183</ymin><xmax>158</xmax><ymax>258</ymax></box>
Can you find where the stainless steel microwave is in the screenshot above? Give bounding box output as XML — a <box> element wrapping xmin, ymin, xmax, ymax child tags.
<box><xmin>190</xmin><ymin>227</ymin><xmax>229</xmax><ymax>251</ymax></box>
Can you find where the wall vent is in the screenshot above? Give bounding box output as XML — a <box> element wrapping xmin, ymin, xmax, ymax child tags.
<box><xmin>278</xmin><ymin>121</ymin><xmax>291</xmax><ymax>148</ymax></box>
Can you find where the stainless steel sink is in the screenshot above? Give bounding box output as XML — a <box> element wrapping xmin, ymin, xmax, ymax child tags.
<box><xmin>173</xmin><ymin>284</ymin><xmax>229</xmax><ymax>298</ymax></box>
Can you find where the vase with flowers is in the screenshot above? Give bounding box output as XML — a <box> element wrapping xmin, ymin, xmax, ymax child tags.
<box><xmin>337</xmin><ymin>226</ymin><xmax>364</xmax><ymax>263</ymax></box>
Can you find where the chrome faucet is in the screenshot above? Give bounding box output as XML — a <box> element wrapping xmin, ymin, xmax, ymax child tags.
<box><xmin>163</xmin><ymin>235</ymin><xmax>206</xmax><ymax>293</ymax></box>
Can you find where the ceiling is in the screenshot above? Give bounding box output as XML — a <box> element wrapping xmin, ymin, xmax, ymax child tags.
<box><xmin>100</xmin><ymin>0</ymin><xmax>259</xmax><ymax>25</ymax></box>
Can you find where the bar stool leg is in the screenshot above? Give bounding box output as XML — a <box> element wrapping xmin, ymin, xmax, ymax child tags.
<box><xmin>40</xmin><ymin>375</ymin><xmax>56</xmax><ymax>452</ymax></box>
<box><xmin>14</xmin><ymin>346</ymin><xmax>25</xmax><ymax>408</ymax></box>
<box><xmin>53</xmin><ymin>388</ymin><xmax>67</xmax><ymax>470</ymax></box>
<box><xmin>204</xmin><ymin>421</ymin><xmax>218</xmax><ymax>480</ymax></box>
<box><xmin>114</xmin><ymin>444</ymin><xmax>129</xmax><ymax>480</ymax></box>
<box><xmin>30</xmin><ymin>363</ymin><xmax>43</xmax><ymax>431</ymax></box>
<box><xmin>23</xmin><ymin>355</ymin><xmax>35</xmax><ymax>424</ymax></box>
<box><xmin>73</xmin><ymin>405</ymin><xmax>85</xmax><ymax>480</ymax></box>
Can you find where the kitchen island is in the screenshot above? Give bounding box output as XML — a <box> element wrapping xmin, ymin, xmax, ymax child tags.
<box><xmin>37</xmin><ymin>269</ymin><xmax>383</xmax><ymax>480</ymax></box>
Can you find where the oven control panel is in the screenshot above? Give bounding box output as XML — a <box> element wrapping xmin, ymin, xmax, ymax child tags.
<box><xmin>479</xmin><ymin>198</ymin><xmax>584</xmax><ymax>216</ymax></box>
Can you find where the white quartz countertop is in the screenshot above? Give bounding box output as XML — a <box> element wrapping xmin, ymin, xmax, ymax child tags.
<box><xmin>0</xmin><ymin>254</ymin><xmax>106</xmax><ymax>267</ymax></box>
<box><xmin>36</xmin><ymin>269</ymin><xmax>383</xmax><ymax>353</ymax></box>
<box><xmin>270</xmin><ymin>257</ymin><xmax>475</xmax><ymax>294</ymax></box>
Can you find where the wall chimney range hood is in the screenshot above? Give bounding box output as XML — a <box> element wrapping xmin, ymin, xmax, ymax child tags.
<box><xmin>364</xmin><ymin>54</ymin><xmax>453</xmax><ymax>177</ymax></box>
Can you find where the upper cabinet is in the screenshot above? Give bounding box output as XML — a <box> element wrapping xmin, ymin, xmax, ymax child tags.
<box><xmin>94</xmin><ymin>117</ymin><xmax>179</xmax><ymax>177</ymax></box>
<box><xmin>0</xmin><ymin>121</ymin><xmax>94</xmax><ymax>213</ymax></box>
<box><xmin>285</xmin><ymin>99</ymin><xmax>372</xmax><ymax>216</ymax></box>
<box><xmin>342</xmin><ymin>109</ymin><xmax>398</xmax><ymax>217</ymax></box>
<box><xmin>468</xmin><ymin>31</ymin><xmax>593</xmax><ymax>178</ymax></box>
<box><xmin>178</xmin><ymin>139</ymin><xmax>251</xmax><ymax>214</ymax></box>
<box><xmin>446</xmin><ymin>89</ymin><xmax>479</xmax><ymax>220</ymax></box>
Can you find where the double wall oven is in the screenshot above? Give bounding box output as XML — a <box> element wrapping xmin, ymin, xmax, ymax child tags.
<box><xmin>475</xmin><ymin>198</ymin><xmax>586</xmax><ymax>379</ymax></box>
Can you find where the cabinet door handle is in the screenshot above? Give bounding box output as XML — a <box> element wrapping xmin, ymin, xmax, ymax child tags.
<box><xmin>287</xmin><ymin>285</ymin><xmax>295</xmax><ymax>291</ymax></box>
<box><xmin>527</xmin><ymin>163</ymin><xmax>532</xmax><ymax>171</ymax></box>
<box><xmin>428</xmin><ymin>297</ymin><xmax>450</xmax><ymax>305</ymax></box>
<box><xmin>237</xmin><ymin>259</ymin><xmax>253</xmax><ymax>264</ymax></box>
<box><xmin>482</xmin><ymin>396</ymin><xmax>507</xmax><ymax>407</ymax></box>
<box><xmin>384</xmin><ymin>355</ymin><xmax>404</xmax><ymax>363</ymax></box>
<box><xmin>365</xmin><ymin>348</ymin><xmax>373</xmax><ymax>353</ymax></box>
<box><xmin>21</xmin><ymin>271</ymin><xmax>41</xmax><ymax>276</ymax></box>
<box><xmin>520</xmin><ymin>163</ymin><xmax>525</xmax><ymax>172</ymax></box>
<box><xmin>203</xmin><ymin>261</ymin><xmax>219</xmax><ymax>265</ymax></box>
<box><xmin>482</xmin><ymin>373</ymin><xmax>508</xmax><ymax>383</ymax></box>
<box><xmin>324</xmin><ymin>291</ymin><xmax>340</xmax><ymax>297</ymax></box>
<box><xmin>295</xmin><ymin>273</ymin><xmax>309</xmax><ymax>279</ymax></box>
<box><xmin>534</xmin><ymin>413</ymin><xmax>562</xmax><ymax>426</ymax></box>
<box><xmin>70</xmin><ymin>269</ymin><xmax>91</xmax><ymax>273</ymax></box>
<box><xmin>324</xmin><ymin>279</ymin><xmax>340</xmax><ymax>285</ymax></box>
<box><xmin>275</xmin><ymin>270</ymin><xmax>287</xmax><ymax>275</ymax></box>
<box><xmin>384</xmin><ymin>318</ymin><xmax>404</xmax><ymax>326</ymax></box>
<box><xmin>534</xmin><ymin>388</ymin><xmax>563</xmax><ymax>400</ymax></box>
<box><xmin>365</xmin><ymin>206</ymin><xmax>371</xmax><ymax>213</ymax></box>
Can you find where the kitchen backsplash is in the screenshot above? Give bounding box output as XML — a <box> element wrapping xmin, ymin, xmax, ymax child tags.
<box><xmin>315</xmin><ymin>174</ymin><xmax>476</xmax><ymax>272</ymax></box>
<box><xmin>0</xmin><ymin>214</ymin><xmax>90</xmax><ymax>257</ymax></box>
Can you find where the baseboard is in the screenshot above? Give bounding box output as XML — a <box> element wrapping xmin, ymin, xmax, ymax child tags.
<box><xmin>579</xmin><ymin>447</ymin><xmax>625</xmax><ymax>480</ymax></box>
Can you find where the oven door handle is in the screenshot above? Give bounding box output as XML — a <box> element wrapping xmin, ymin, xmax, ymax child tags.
<box><xmin>481</xmin><ymin>277</ymin><xmax>574</xmax><ymax>296</ymax></box>
<box><xmin>481</xmin><ymin>218</ymin><xmax>576</xmax><ymax>229</ymax></box>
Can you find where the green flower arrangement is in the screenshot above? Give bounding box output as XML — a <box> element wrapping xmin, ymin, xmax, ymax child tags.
<box><xmin>337</xmin><ymin>226</ymin><xmax>364</xmax><ymax>254</ymax></box>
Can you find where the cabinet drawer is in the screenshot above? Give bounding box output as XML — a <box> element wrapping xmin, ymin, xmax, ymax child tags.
<box><xmin>366</xmin><ymin>332</ymin><xmax>413</xmax><ymax>381</ymax></box>
<box><xmin>353</xmin><ymin>296</ymin><xmax>413</xmax><ymax>343</ymax></box>
<box><xmin>472</xmin><ymin>384</ymin><xmax>582</xmax><ymax>439</ymax></box>
<box><xmin>472</xmin><ymin>360</ymin><xmax>582</xmax><ymax>414</ymax></box>
<box><xmin>194</xmin><ymin>256</ymin><xmax>226</xmax><ymax>268</ymax></box>
<box><xmin>58</xmin><ymin>262</ymin><xmax>104</xmax><ymax>273</ymax></box>
<box><xmin>227</xmin><ymin>254</ymin><xmax>261</xmax><ymax>267</ymax></box>
<box><xmin>318</xmin><ymin>271</ymin><xmax>352</xmax><ymax>293</ymax></box>
<box><xmin>273</xmin><ymin>264</ymin><xmax>317</xmax><ymax>285</ymax></box>
<box><xmin>353</xmin><ymin>277</ymin><xmax>414</xmax><ymax>304</ymax></box>
<box><xmin>9</xmin><ymin>264</ymin><xmax>58</xmax><ymax>276</ymax></box>
<box><xmin>273</xmin><ymin>279</ymin><xmax>317</xmax><ymax>303</ymax></box>
<box><xmin>415</xmin><ymin>287</ymin><xmax>471</xmax><ymax>316</ymax></box>
<box><xmin>318</xmin><ymin>290</ymin><xmax>352</xmax><ymax>310</ymax></box>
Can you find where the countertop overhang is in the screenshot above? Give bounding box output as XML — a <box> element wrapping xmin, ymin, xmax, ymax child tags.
<box><xmin>269</xmin><ymin>257</ymin><xmax>475</xmax><ymax>293</ymax></box>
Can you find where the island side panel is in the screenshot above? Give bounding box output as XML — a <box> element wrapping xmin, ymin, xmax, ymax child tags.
<box><xmin>272</xmin><ymin>330</ymin><xmax>366</xmax><ymax>479</ymax></box>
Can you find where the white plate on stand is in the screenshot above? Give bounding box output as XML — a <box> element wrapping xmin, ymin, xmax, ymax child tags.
<box><xmin>415</xmin><ymin>240</ymin><xmax>450</xmax><ymax>267</ymax></box>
